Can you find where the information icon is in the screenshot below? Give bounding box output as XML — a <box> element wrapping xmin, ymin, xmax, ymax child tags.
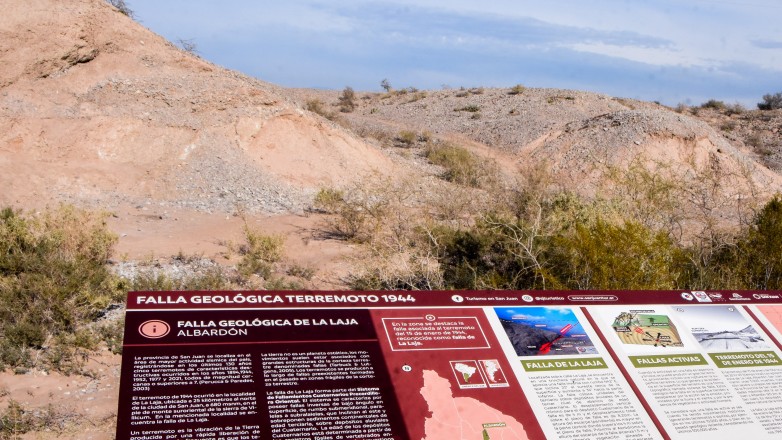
<box><xmin>138</xmin><ymin>320</ymin><xmax>170</xmax><ymax>339</ymax></box>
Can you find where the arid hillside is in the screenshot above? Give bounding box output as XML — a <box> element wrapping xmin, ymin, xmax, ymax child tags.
<box><xmin>295</xmin><ymin>87</ymin><xmax>782</xmax><ymax>221</ymax></box>
<box><xmin>0</xmin><ymin>0</ymin><xmax>397</xmax><ymax>215</ymax></box>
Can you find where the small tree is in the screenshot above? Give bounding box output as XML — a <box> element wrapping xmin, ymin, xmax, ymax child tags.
<box><xmin>381</xmin><ymin>79</ymin><xmax>392</xmax><ymax>93</ymax></box>
<box><xmin>338</xmin><ymin>86</ymin><xmax>356</xmax><ymax>113</ymax></box>
<box><xmin>758</xmin><ymin>92</ymin><xmax>782</xmax><ymax>110</ymax></box>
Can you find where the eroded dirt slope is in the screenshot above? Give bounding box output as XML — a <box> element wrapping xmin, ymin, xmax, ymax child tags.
<box><xmin>0</xmin><ymin>0</ymin><xmax>396</xmax><ymax>214</ymax></box>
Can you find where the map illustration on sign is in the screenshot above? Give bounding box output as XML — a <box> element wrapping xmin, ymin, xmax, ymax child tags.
<box><xmin>611</xmin><ymin>311</ymin><xmax>684</xmax><ymax>347</ymax></box>
<box><xmin>421</xmin><ymin>370</ymin><xmax>529</xmax><ymax>440</ymax></box>
<box><xmin>495</xmin><ymin>307</ymin><xmax>597</xmax><ymax>356</ymax></box>
<box><xmin>450</xmin><ymin>360</ymin><xmax>487</xmax><ymax>389</ymax></box>
<box><xmin>678</xmin><ymin>306</ymin><xmax>768</xmax><ymax>350</ymax></box>
<box><xmin>479</xmin><ymin>359</ymin><xmax>510</xmax><ymax>388</ymax></box>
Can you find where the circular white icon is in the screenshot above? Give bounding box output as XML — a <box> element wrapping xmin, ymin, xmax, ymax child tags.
<box><xmin>681</xmin><ymin>292</ymin><xmax>694</xmax><ymax>301</ymax></box>
<box><xmin>425</xmin><ymin>314</ymin><xmax>436</xmax><ymax>321</ymax></box>
<box><xmin>451</xmin><ymin>295</ymin><xmax>464</xmax><ymax>303</ymax></box>
<box><xmin>138</xmin><ymin>320</ymin><xmax>170</xmax><ymax>339</ymax></box>
<box><xmin>402</xmin><ymin>365</ymin><xmax>413</xmax><ymax>372</ymax></box>
<box><xmin>522</xmin><ymin>295</ymin><xmax>534</xmax><ymax>303</ymax></box>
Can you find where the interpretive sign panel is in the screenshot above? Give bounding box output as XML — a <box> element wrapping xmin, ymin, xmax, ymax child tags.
<box><xmin>117</xmin><ymin>290</ymin><xmax>782</xmax><ymax>440</ymax></box>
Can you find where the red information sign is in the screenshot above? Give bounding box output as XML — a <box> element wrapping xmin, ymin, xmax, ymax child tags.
<box><xmin>116</xmin><ymin>290</ymin><xmax>782</xmax><ymax>440</ymax></box>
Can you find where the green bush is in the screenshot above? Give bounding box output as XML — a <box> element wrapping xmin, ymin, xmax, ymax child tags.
<box><xmin>425</xmin><ymin>143</ymin><xmax>496</xmax><ymax>188</ymax></box>
<box><xmin>733</xmin><ymin>196</ymin><xmax>782</xmax><ymax>288</ymax></box>
<box><xmin>237</xmin><ymin>227</ymin><xmax>284</xmax><ymax>278</ymax></box>
<box><xmin>548</xmin><ymin>219</ymin><xmax>688</xmax><ymax>290</ymax></box>
<box><xmin>0</xmin><ymin>206</ymin><xmax>125</xmax><ymax>372</ymax></box>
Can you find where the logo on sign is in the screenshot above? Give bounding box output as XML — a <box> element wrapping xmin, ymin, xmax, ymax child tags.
<box><xmin>138</xmin><ymin>320</ymin><xmax>170</xmax><ymax>339</ymax></box>
<box><xmin>522</xmin><ymin>295</ymin><xmax>534</xmax><ymax>303</ymax></box>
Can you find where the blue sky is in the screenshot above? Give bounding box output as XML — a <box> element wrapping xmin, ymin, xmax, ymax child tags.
<box><xmin>129</xmin><ymin>0</ymin><xmax>781</xmax><ymax>106</ymax></box>
<box><xmin>494</xmin><ymin>307</ymin><xmax>584</xmax><ymax>333</ymax></box>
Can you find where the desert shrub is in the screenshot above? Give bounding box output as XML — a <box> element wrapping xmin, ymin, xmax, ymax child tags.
<box><xmin>731</xmin><ymin>196</ymin><xmax>782</xmax><ymax>288</ymax></box>
<box><xmin>746</xmin><ymin>133</ymin><xmax>764</xmax><ymax>148</ymax></box>
<box><xmin>758</xmin><ymin>92</ymin><xmax>782</xmax><ymax>110</ymax></box>
<box><xmin>380</xmin><ymin>79</ymin><xmax>392</xmax><ymax>93</ymax></box>
<box><xmin>425</xmin><ymin>143</ymin><xmax>497</xmax><ymax>188</ymax></box>
<box><xmin>430</xmin><ymin>198</ymin><xmax>692</xmax><ymax>291</ymax></box>
<box><xmin>96</xmin><ymin>318</ymin><xmax>124</xmax><ymax>355</ymax></box>
<box><xmin>0</xmin><ymin>206</ymin><xmax>125</xmax><ymax>372</ymax></box>
<box><xmin>314</xmin><ymin>180</ymin><xmax>414</xmax><ymax>245</ymax></box>
<box><xmin>177</xmin><ymin>38</ymin><xmax>198</xmax><ymax>54</ymax></box>
<box><xmin>263</xmin><ymin>276</ymin><xmax>303</xmax><ymax>291</ymax></box>
<box><xmin>132</xmin><ymin>265</ymin><xmax>229</xmax><ymax>291</ymax></box>
<box><xmin>720</xmin><ymin>121</ymin><xmax>737</xmax><ymax>132</ymax></box>
<box><xmin>306</xmin><ymin>99</ymin><xmax>337</xmax><ymax>121</ymax></box>
<box><xmin>0</xmin><ymin>400</ymin><xmax>69</xmax><ymax>437</ymax></box>
<box><xmin>700</xmin><ymin>99</ymin><xmax>726</xmax><ymax>111</ymax></box>
<box><xmin>0</xmin><ymin>400</ymin><xmax>35</xmax><ymax>437</ymax></box>
<box><xmin>600</xmin><ymin>158</ymin><xmax>686</xmax><ymax>236</ymax></box>
<box><xmin>338</xmin><ymin>86</ymin><xmax>356</xmax><ymax>113</ymax></box>
<box><xmin>431</xmin><ymin>220</ymin><xmax>545</xmax><ymax>290</ymax></box>
<box><xmin>348</xmin><ymin>255</ymin><xmax>443</xmax><ymax>290</ymax></box>
<box><xmin>725</xmin><ymin>103</ymin><xmax>746</xmax><ymax>115</ymax></box>
<box><xmin>406</xmin><ymin>91</ymin><xmax>427</xmax><ymax>103</ymax></box>
<box><xmin>106</xmin><ymin>0</ymin><xmax>134</xmax><ymax>18</ymax></box>
<box><xmin>396</xmin><ymin>130</ymin><xmax>417</xmax><ymax>146</ymax></box>
<box><xmin>508</xmin><ymin>84</ymin><xmax>526</xmax><ymax>95</ymax></box>
<box><xmin>306</xmin><ymin>99</ymin><xmax>325</xmax><ymax>114</ymax></box>
<box><xmin>313</xmin><ymin>187</ymin><xmax>346</xmax><ymax>213</ymax></box>
<box><xmin>547</xmin><ymin>95</ymin><xmax>575</xmax><ymax>104</ymax></box>
<box><xmin>237</xmin><ymin>227</ymin><xmax>284</xmax><ymax>278</ymax></box>
<box><xmin>315</xmin><ymin>185</ymin><xmax>391</xmax><ymax>242</ymax></box>
<box><xmin>455</xmin><ymin>105</ymin><xmax>480</xmax><ymax>113</ymax></box>
<box><xmin>547</xmin><ymin>219</ymin><xmax>688</xmax><ymax>290</ymax></box>
<box><xmin>286</xmin><ymin>264</ymin><xmax>315</xmax><ymax>280</ymax></box>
